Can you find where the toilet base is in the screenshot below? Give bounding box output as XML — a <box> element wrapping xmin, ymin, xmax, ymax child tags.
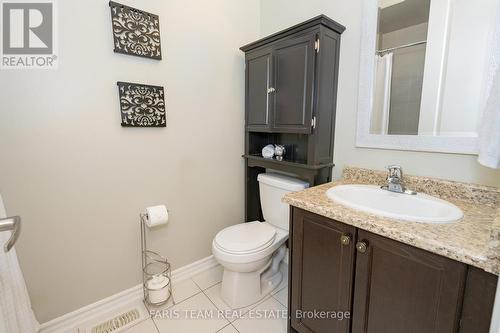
<box><xmin>220</xmin><ymin>245</ymin><xmax>287</xmax><ymax>309</ymax></box>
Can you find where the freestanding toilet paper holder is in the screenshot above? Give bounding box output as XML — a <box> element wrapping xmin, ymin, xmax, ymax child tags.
<box><xmin>140</xmin><ymin>213</ymin><xmax>174</xmax><ymax>307</ymax></box>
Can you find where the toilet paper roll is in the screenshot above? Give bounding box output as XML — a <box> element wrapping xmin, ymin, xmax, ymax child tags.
<box><xmin>145</xmin><ymin>205</ymin><xmax>169</xmax><ymax>228</ymax></box>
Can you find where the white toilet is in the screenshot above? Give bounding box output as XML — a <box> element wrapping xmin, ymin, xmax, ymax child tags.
<box><xmin>212</xmin><ymin>173</ymin><xmax>309</xmax><ymax>309</ymax></box>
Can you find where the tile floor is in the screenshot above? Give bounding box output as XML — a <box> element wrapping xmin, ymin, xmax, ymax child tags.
<box><xmin>124</xmin><ymin>264</ymin><xmax>288</xmax><ymax>333</ymax></box>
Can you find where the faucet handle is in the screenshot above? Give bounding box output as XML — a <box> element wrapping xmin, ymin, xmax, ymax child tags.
<box><xmin>382</xmin><ymin>165</ymin><xmax>416</xmax><ymax>194</ymax></box>
<box><xmin>386</xmin><ymin>165</ymin><xmax>403</xmax><ymax>180</ymax></box>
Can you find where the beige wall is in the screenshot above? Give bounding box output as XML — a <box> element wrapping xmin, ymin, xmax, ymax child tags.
<box><xmin>1</xmin><ymin>0</ymin><xmax>499</xmax><ymax>325</ymax></box>
<box><xmin>260</xmin><ymin>0</ymin><xmax>500</xmax><ymax>187</ymax></box>
<box><xmin>0</xmin><ymin>0</ymin><xmax>260</xmax><ymax>322</ymax></box>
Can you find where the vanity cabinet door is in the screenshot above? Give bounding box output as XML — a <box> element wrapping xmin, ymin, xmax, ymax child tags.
<box><xmin>290</xmin><ymin>208</ymin><xmax>355</xmax><ymax>333</ymax></box>
<box><xmin>352</xmin><ymin>230</ymin><xmax>467</xmax><ymax>333</ymax></box>
<box><xmin>271</xmin><ymin>34</ymin><xmax>316</xmax><ymax>134</ymax></box>
<box><xmin>459</xmin><ymin>266</ymin><xmax>498</xmax><ymax>333</ymax></box>
<box><xmin>245</xmin><ymin>48</ymin><xmax>273</xmax><ymax>131</ymax></box>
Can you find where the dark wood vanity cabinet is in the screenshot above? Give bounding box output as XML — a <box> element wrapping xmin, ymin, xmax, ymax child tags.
<box><xmin>289</xmin><ymin>208</ymin><xmax>498</xmax><ymax>333</ymax></box>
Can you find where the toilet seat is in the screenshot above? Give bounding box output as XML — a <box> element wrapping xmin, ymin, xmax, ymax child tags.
<box><xmin>212</xmin><ymin>222</ymin><xmax>288</xmax><ymax>266</ymax></box>
<box><xmin>214</xmin><ymin>221</ymin><xmax>276</xmax><ymax>254</ymax></box>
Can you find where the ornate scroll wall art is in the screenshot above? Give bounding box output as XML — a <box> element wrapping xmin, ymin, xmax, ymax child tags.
<box><xmin>109</xmin><ymin>1</ymin><xmax>162</xmax><ymax>60</ymax></box>
<box><xmin>117</xmin><ymin>82</ymin><xmax>166</xmax><ymax>127</ymax></box>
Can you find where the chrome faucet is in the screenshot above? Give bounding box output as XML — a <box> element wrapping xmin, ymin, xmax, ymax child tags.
<box><xmin>0</xmin><ymin>216</ymin><xmax>21</xmax><ymax>252</ymax></box>
<box><xmin>381</xmin><ymin>165</ymin><xmax>416</xmax><ymax>195</ymax></box>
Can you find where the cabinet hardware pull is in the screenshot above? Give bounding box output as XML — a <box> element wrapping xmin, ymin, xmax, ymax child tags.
<box><xmin>267</xmin><ymin>87</ymin><xmax>276</xmax><ymax>94</ymax></box>
<box><xmin>340</xmin><ymin>234</ymin><xmax>351</xmax><ymax>246</ymax></box>
<box><xmin>356</xmin><ymin>241</ymin><xmax>368</xmax><ymax>253</ymax></box>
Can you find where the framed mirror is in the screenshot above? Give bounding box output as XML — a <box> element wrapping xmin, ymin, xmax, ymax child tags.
<box><xmin>356</xmin><ymin>0</ymin><xmax>498</xmax><ymax>154</ymax></box>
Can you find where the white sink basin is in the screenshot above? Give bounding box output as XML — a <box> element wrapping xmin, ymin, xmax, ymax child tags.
<box><xmin>326</xmin><ymin>184</ymin><xmax>463</xmax><ymax>223</ymax></box>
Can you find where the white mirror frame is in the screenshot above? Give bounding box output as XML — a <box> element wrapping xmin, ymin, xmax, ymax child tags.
<box><xmin>356</xmin><ymin>0</ymin><xmax>480</xmax><ymax>155</ymax></box>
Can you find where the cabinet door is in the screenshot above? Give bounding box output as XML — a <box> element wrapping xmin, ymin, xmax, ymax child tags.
<box><xmin>245</xmin><ymin>48</ymin><xmax>272</xmax><ymax>131</ymax></box>
<box><xmin>352</xmin><ymin>230</ymin><xmax>467</xmax><ymax>333</ymax></box>
<box><xmin>272</xmin><ymin>34</ymin><xmax>316</xmax><ymax>133</ymax></box>
<box><xmin>290</xmin><ymin>208</ymin><xmax>355</xmax><ymax>333</ymax></box>
<box><xmin>459</xmin><ymin>266</ymin><xmax>498</xmax><ymax>333</ymax></box>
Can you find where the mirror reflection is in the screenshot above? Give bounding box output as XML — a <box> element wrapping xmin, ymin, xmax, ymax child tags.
<box><xmin>370</xmin><ymin>0</ymin><xmax>496</xmax><ymax>137</ymax></box>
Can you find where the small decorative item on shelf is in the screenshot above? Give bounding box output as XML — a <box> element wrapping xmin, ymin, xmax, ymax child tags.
<box><xmin>140</xmin><ymin>214</ymin><xmax>173</xmax><ymax>307</ymax></box>
<box><xmin>262</xmin><ymin>144</ymin><xmax>275</xmax><ymax>159</ymax></box>
<box><xmin>109</xmin><ymin>1</ymin><xmax>162</xmax><ymax>60</ymax></box>
<box><xmin>274</xmin><ymin>145</ymin><xmax>286</xmax><ymax>161</ymax></box>
<box><xmin>117</xmin><ymin>82</ymin><xmax>166</xmax><ymax>127</ymax></box>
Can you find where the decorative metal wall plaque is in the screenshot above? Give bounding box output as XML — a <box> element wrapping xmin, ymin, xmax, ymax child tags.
<box><xmin>117</xmin><ymin>82</ymin><xmax>166</xmax><ymax>127</ymax></box>
<box><xmin>109</xmin><ymin>1</ymin><xmax>162</xmax><ymax>60</ymax></box>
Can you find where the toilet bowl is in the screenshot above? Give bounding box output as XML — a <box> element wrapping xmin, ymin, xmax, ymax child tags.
<box><xmin>212</xmin><ymin>173</ymin><xmax>309</xmax><ymax>309</ymax></box>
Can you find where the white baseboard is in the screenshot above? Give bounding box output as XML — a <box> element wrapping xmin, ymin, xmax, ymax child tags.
<box><xmin>169</xmin><ymin>254</ymin><xmax>219</xmax><ymax>283</ymax></box>
<box><xmin>39</xmin><ymin>255</ymin><xmax>218</xmax><ymax>333</ymax></box>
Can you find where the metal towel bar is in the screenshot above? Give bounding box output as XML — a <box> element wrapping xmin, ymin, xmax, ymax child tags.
<box><xmin>0</xmin><ymin>216</ymin><xmax>21</xmax><ymax>252</ymax></box>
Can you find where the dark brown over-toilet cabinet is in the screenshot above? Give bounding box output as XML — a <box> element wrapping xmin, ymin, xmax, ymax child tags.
<box><xmin>245</xmin><ymin>34</ymin><xmax>316</xmax><ymax>133</ymax></box>
<box><xmin>242</xmin><ymin>15</ymin><xmax>344</xmax><ymax>137</ymax></box>
<box><xmin>289</xmin><ymin>207</ymin><xmax>498</xmax><ymax>333</ymax></box>
<box><xmin>241</xmin><ymin>16</ymin><xmax>345</xmax><ymax>222</ymax></box>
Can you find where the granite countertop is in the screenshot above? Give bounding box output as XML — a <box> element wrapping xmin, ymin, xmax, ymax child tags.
<box><xmin>283</xmin><ymin>167</ymin><xmax>500</xmax><ymax>275</ymax></box>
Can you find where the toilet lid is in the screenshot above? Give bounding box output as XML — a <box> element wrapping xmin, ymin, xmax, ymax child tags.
<box><xmin>215</xmin><ymin>221</ymin><xmax>276</xmax><ymax>254</ymax></box>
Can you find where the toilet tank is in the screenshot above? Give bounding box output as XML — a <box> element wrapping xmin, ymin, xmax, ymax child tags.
<box><xmin>257</xmin><ymin>173</ymin><xmax>309</xmax><ymax>231</ymax></box>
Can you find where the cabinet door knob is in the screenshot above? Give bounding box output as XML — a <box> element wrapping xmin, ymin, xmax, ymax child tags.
<box><xmin>356</xmin><ymin>241</ymin><xmax>368</xmax><ymax>253</ymax></box>
<box><xmin>267</xmin><ymin>87</ymin><xmax>276</xmax><ymax>94</ymax></box>
<box><xmin>340</xmin><ymin>234</ymin><xmax>351</xmax><ymax>246</ymax></box>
